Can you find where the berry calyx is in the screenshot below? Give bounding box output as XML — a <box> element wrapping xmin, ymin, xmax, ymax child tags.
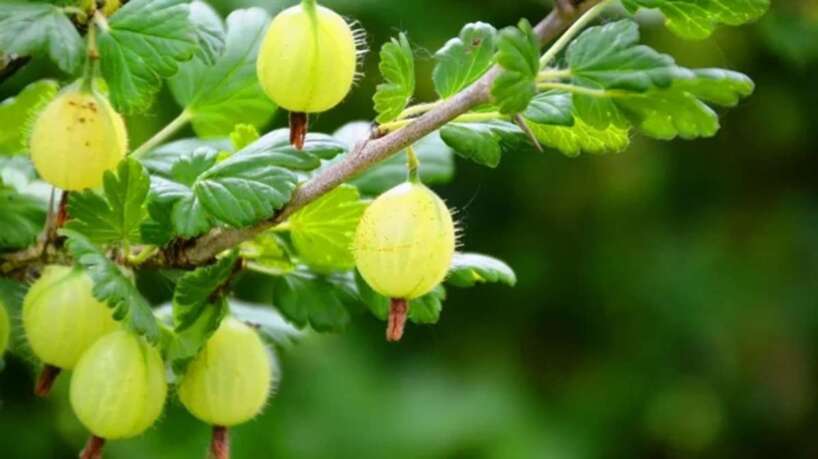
<box><xmin>178</xmin><ymin>317</ymin><xmax>275</xmax><ymax>427</ymax></box>
<box><xmin>257</xmin><ymin>1</ymin><xmax>358</xmax><ymax>114</ymax></box>
<box><xmin>70</xmin><ymin>330</ymin><xmax>167</xmax><ymax>442</ymax></box>
<box><xmin>354</xmin><ymin>182</ymin><xmax>456</xmax><ymax>340</ymax></box>
<box><xmin>29</xmin><ymin>83</ymin><xmax>127</xmax><ymax>191</ymax></box>
<box><xmin>23</xmin><ymin>265</ymin><xmax>118</xmax><ymax>394</ymax></box>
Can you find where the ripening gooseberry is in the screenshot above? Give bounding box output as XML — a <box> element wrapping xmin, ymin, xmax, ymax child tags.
<box><xmin>70</xmin><ymin>330</ymin><xmax>167</xmax><ymax>440</ymax></box>
<box><xmin>354</xmin><ymin>182</ymin><xmax>456</xmax><ymax>340</ymax></box>
<box><xmin>178</xmin><ymin>317</ymin><xmax>276</xmax><ymax>427</ymax></box>
<box><xmin>23</xmin><ymin>265</ymin><xmax>117</xmax><ymax>370</ymax></box>
<box><xmin>29</xmin><ymin>83</ymin><xmax>127</xmax><ymax>191</ymax></box>
<box><xmin>256</xmin><ymin>0</ymin><xmax>359</xmax><ymax>114</ymax></box>
<box><xmin>0</xmin><ymin>300</ymin><xmax>9</xmax><ymax>356</ymax></box>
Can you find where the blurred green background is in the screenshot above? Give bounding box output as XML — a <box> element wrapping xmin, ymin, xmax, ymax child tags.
<box><xmin>2</xmin><ymin>0</ymin><xmax>818</xmax><ymax>458</ymax></box>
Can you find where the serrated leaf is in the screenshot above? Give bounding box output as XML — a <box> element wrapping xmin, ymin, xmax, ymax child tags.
<box><xmin>188</xmin><ymin>0</ymin><xmax>225</xmax><ymax>65</ymax></box>
<box><xmin>289</xmin><ymin>185</ymin><xmax>366</xmax><ymax>273</ymax></box>
<box><xmin>0</xmin><ymin>79</ymin><xmax>59</xmax><ymax>156</ymax></box>
<box><xmin>240</xmin><ymin>231</ymin><xmax>294</xmax><ymax>276</ymax></box>
<box><xmin>169</xmin><ymin>8</ymin><xmax>275</xmax><ymax>137</ymax></box>
<box><xmin>0</xmin><ymin>188</ymin><xmax>46</xmax><ymax>250</ymax></box>
<box><xmin>272</xmin><ymin>268</ymin><xmax>355</xmax><ymax>332</ymax></box>
<box><xmin>172</xmin><ymin>251</ymin><xmax>239</xmax><ymax>330</ymax></box>
<box><xmin>98</xmin><ymin>0</ymin><xmax>197</xmax><ymax>113</ymax></box>
<box><xmin>230</xmin><ymin>124</ymin><xmax>260</xmax><ymax>151</ymax></box>
<box><xmin>140</xmin><ymin>137</ymin><xmax>231</xmax><ymax>177</ymax></box>
<box><xmin>433</xmin><ymin>22</ymin><xmax>497</xmax><ymax>98</ymax></box>
<box><xmin>238</xmin><ymin>128</ymin><xmax>347</xmax><ymax>171</ymax></box>
<box><xmin>447</xmin><ymin>253</ymin><xmax>516</xmax><ymax>288</ymax></box>
<box><xmin>193</xmin><ymin>147</ymin><xmax>298</xmax><ymax>227</ymax></box>
<box><xmin>66</xmin><ymin>159</ymin><xmax>150</xmax><ymax>245</ymax></box>
<box><xmin>566</xmin><ymin>19</ymin><xmax>689</xmax><ymax>93</ymax></box>
<box><xmin>523</xmin><ymin>91</ymin><xmax>574</xmax><ymax>126</ymax></box>
<box><xmin>671</xmin><ymin>68</ymin><xmax>755</xmax><ymax>106</ymax></box>
<box><xmin>491</xmin><ymin>19</ymin><xmax>539</xmax><ymax>115</ymax></box>
<box><xmin>0</xmin><ymin>3</ymin><xmax>84</xmax><ymax>73</ymax></box>
<box><xmin>374</xmin><ymin>33</ymin><xmax>415</xmax><ymax>123</ymax></box>
<box><xmin>61</xmin><ymin>229</ymin><xmax>160</xmax><ymax>342</ymax></box>
<box><xmin>525</xmin><ymin>112</ymin><xmax>631</xmax><ymax>157</ymax></box>
<box><xmin>440</xmin><ymin>120</ymin><xmax>527</xmax><ymax>168</ymax></box>
<box><xmin>622</xmin><ymin>0</ymin><xmax>770</xmax><ymax>40</ymax></box>
<box><xmin>230</xmin><ymin>300</ymin><xmax>303</xmax><ymax>346</ymax></box>
<box><xmin>346</xmin><ymin>129</ymin><xmax>455</xmax><ymax>195</ymax></box>
<box><xmin>355</xmin><ymin>271</ymin><xmax>446</xmax><ymax>325</ymax></box>
<box><xmin>161</xmin><ymin>296</ymin><xmax>227</xmax><ymax>375</ymax></box>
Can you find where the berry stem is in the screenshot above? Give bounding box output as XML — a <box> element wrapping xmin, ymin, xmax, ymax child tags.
<box><xmin>210</xmin><ymin>425</ymin><xmax>230</xmax><ymax>459</ymax></box>
<box><xmin>289</xmin><ymin>112</ymin><xmax>309</xmax><ymax>150</ymax></box>
<box><xmin>130</xmin><ymin>109</ymin><xmax>192</xmax><ymax>159</ymax></box>
<box><xmin>34</xmin><ymin>364</ymin><xmax>61</xmax><ymax>397</ymax></box>
<box><xmin>387</xmin><ymin>298</ymin><xmax>409</xmax><ymax>342</ymax></box>
<box><xmin>406</xmin><ymin>145</ymin><xmax>420</xmax><ymax>183</ymax></box>
<box><xmin>79</xmin><ymin>435</ymin><xmax>105</xmax><ymax>459</ymax></box>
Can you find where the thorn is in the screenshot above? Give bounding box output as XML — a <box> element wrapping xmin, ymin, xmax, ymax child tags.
<box><xmin>514</xmin><ymin>114</ymin><xmax>543</xmax><ymax>152</ymax></box>
<box><xmin>387</xmin><ymin>298</ymin><xmax>409</xmax><ymax>342</ymax></box>
<box><xmin>34</xmin><ymin>364</ymin><xmax>61</xmax><ymax>397</ymax></box>
<box><xmin>289</xmin><ymin>112</ymin><xmax>308</xmax><ymax>150</ymax></box>
<box><xmin>79</xmin><ymin>435</ymin><xmax>105</xmax><ymax>459</ymax></box>
<box><xmin>210</xmin><ymin>426</ymin><xmax>230</xmax><ymax>459</ymax></box>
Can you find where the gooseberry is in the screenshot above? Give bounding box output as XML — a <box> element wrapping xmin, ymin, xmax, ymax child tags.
<box><xmin>257</xmin><ymin>0</ymin><xmax>358</xmax><ymax>114</ymax></box>
<box><xmin>354</xmin><ymin>181</ymin><xmax>456</xmax><ymax>340</ymax></box>
<box><xmin>29</xmin><ymin>83</ymin><xmax>127</xmax><ymax>191</ymax></box>
<box><xmin>23</xmin><ymin>265</ymin><xmax>117</xmax><ymax>395</ymax></box>
<box><xmin>178</xmin><ymin>317</ymin><xmax>276</xmax><ymax>427</ymax></box>
<box><xmin>70</xmin><ymin>330</ymin><xmax>167</xmax><ymax>440</ymax></box>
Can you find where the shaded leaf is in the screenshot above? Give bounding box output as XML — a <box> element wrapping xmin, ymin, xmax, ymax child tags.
<box><xmin>272</xmin><ymin>268</ymin><xmax>356</xmax><ymax>332</ymax></box>
<box><xmin>523</xmin><ymin>91</ymin><xmax>574</xmax><ymax>126</ymax></box>
<box><xmin>622</xmin><ymin>0</ymin><xmax>770</xmax><ymax>40</ymax></box>
<box><xmin>0</xmin><ymin>3</ymin><xmax>84</xmax><ymax>73</ymax></box>
<box><xmin>447</xmin><ymin>253</ymin><xmax>517</xmax><ymax>288</ymax></box>
<box><xmin>491</xmin><ymin>19</ymin><xmax>539</xmax><ymax>114</ymax></box>
<box><xmin>0</xmin><ymin>80</ymin><xmax>59</xmax><ymax>155</ymax></box>
<box><xmin>0</xmin><ymin>188</ymin><xmax>45</xmax><ymax>250</ymax></box>
<box><xmin>433</xmin><ymin>22</ymin><xmax>497</xmax><ymax>98</ymax></box>
<box><xmin>440</xmin><ymin>120</ymin><xmax>527</xmax><ymax>168</ymax></box>
<box><xmin>188</xmin><ymin>0</ymin><xmax>225</xmax><ymax>65</ymax></box>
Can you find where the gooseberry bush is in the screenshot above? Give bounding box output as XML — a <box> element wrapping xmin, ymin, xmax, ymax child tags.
<box><xmin>0</xmin><ymin>0</ymin><xmax>768</xmax><ymax>457</ymax></box>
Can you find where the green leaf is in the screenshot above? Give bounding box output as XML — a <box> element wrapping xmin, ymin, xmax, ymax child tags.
<box><xmin>491</xmin><ymin>19</ymin><xmax>539</xmax><ymax>114</ymax></box>
<box><xmin>230</xmin><ymin>300</ymin><xmax>303</xmax><ymax>346</ymax></box>
<box><xmin>61</xmin><ymin>229</ymin><xmax>160</xmax><ymax>342</ymax></box>
<box><xmin>188</xmin><ymin>0</ymin><xmax>225</xmax><ymax>65</ymax></box>
<box><xmin>240</xmin><ymin>231</ymin><xmax>294</xmax><ymax>276</ymax></box>
<box><xmin>525</xmin><ymin>112</ymin><xmax>631</xmax><ymax>157</ymax></box>
<box><xmin>566</xmin><ymin>19</ymin><xmax>688</xmax><ymax>93</ymax></box>
<box><xmin>0</xmin><ymin>79</ymin><xmax>59</xmax><ymax>156</ymax></box>
<box><xmin>433</xmin><ymin>22</ymin><xmax>497</xmax><ymax>98</ymax></box>
<box><xmin>289</xmin><ymin>185</ymin><xmax>367</xmax><ymax>273</ymax></box>
<box><xmin>355</xmin><ymin>271</ymin><xmax>446</xmax><ymax>325</ymax></box>
<box><xmin>230</xmin><ymin>124</ymin><xmax>260</xmax><ymax>151</ymax></box>
<box><xmin>523</xmin><ymin>91</ymin><xmax>574</xmax><ymax>126</ymax></box>
<box><xmin>447</xmin><ymin>253</ymin><xmax>516</xmax><ymax>288</ymax></box>
<box><xmin>140</xmin><ymin>137</ymin><xmax>231</xmax><ymax>176</ymax></box>
<box><xmin>671</xmin><ymin>68</ymin><xmax>755</xmax><ymax>106</ymax></box>
<box><xmin>0</xmin><ymin>3</ymin><xmax>84</xmax><ymax>73</ymax></box>
<box><xmin>272</xmin><ymin>268</ymin><xmax>356</xmax><ymax>332</ymax></box>
<box><xmin>238</xmin><ymin>128</ymin><xmax>347</xmax><ymax>171</ymax></box>
<box><xmin>0</xmin><ymin>188</ymin><xmax>46</xmax><ymax>250</ymax></box>
<box><xmin>374</xmin><ymin>33</ymin><xmax>415</xmax><ymax>123</ymax></box>
<box><xmin>440</xmin><ymin>120</ymin><xmax>526</xmax><ymax>168</ymax></box>
<box><xmin>622</xmin><ymin>0</ymin><xmax>770</xmax><ymax>40</ymax></box>
<box><xmin>348</xmin><ymin>130</ymin><xmax>455</xmax><ymax>195</ymax></box>
<box><xmin>144</xmin><ymin>147</ymin><xmax>220</xmax><ymax>240</ymax></box>
<box><xmin>193</xmin><ymin>146</ymin><xmax>298</xmax><ymax>227</ymax></box>
<box><xmin>169</xmin><ymin>8</ymin><xmax>275</xmax><ymax>137</ymax></box>
<box><xmin>172</xmin><ymin>252</ymin><xmax>239</xmax><ymax>330</ymax></box>
<box><xmin>161</xmin><ymin>296</ymin><xmax>227</xmax><ymax>375</ymax></box>
<box><xmin>66</xmin><ymin>159</ymin><xmax>150</xmax><ymax>245</ymax></box>
<box><xmin>98</xmin><ymin>0</ymin><xmax>198</xmax><ymax>113</ymax></box>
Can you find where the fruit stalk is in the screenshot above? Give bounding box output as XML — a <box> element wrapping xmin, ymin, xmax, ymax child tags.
<box><xmin>79</xmin><ymin>435</ymin><xmax>105</xmax><ymax>459</ymax></box>
<box><xmin>34</xmin><ymin>364</ymin><xmax>61</xmax><ymax>397</ymax></box>
<box><xmin>387</xmin><ymin>298</ymin><xmax>408</xmax><ymax>342</ymax></box>
<box><xmin>210</xmin><ymin>426</ymin><xmax>230</xmax><ymax>459</ymax></box>
<box><xmin>289</xmin><ymin>112</ymin><xmax>309</xmax><ymax>150</ymax></box>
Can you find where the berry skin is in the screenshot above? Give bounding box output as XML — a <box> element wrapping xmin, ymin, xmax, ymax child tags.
<box><xmin>29</xmin><ymin>84</ymin><xmax>127</xmax><ymax>191</ymax></box>
<box><xmin>178</xmin><ymin>317</ymin><xmax>275</xmax><ymax>427</ymax></box>
<box><xmin>354</xmin><ymin>182</ymin><xmax>456</xmax><ymax>300</ymax></box>
<box><xmin>0</xmin><ymin>300</ymin><xmax>9</xmax><ymax>355</ymax></box>
<box><xmin>256</xmin><ymin>1</ymin><xmax>358</xmax><ymax>113</ymax></box>
<box><xmin>23</xmin><ymin>265</ymin><xmax>117</xmax><ymax>370</ymax></box>
<box><xmin>70</xmin><ymin>330</ymin><xmax>167</xmax><ymax>439</ymax></box>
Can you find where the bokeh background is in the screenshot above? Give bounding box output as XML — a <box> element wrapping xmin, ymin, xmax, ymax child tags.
<box><xmin>2</xmin><ymin>0</ymin><xmax>818</xmax><ymax>458</ymax></box>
